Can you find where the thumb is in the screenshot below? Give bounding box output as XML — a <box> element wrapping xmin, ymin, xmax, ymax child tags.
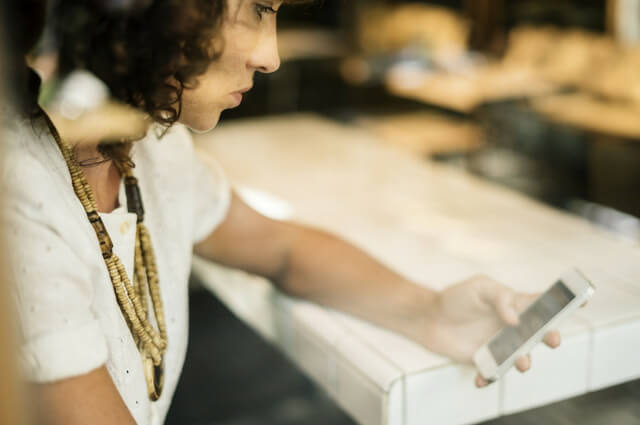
<box><xmin>514</xmin><ymin>293</ymin><xmax>538</xmax><ymax>314</ymax></box>
<box><xmin>495</xmin><ymin>289</ymin><xmax>520</xmax><ymax>326</ymax></box>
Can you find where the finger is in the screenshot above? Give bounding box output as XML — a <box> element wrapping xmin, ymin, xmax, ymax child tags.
<box><xmin>515</xmin><ymin>355</ymin><xmax>531</xmax><ymax>373</ymax></box>
<box><xmin>514</xmin><ymin>293</ymin><xmax>537</xmax><ymax>313</ymax></box>
<box><xmin>475</xmin><ymin>374</ymin><xmax>489</xmax><ymax>388</ymax></box>
<box><xmin>543</xmin><ymin>330</ymin><xmax>561</xmax><ymax>348</ymax></box>
<box><xmin>495</xmin><ymin>290</ymin><xmax>520</xmax><ymax>326</ymax></box>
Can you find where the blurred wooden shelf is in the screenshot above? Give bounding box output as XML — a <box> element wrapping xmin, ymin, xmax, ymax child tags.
<box><xmin>386</xmin><ymin>66</ymin><xmax>558</xmax><ymax>113</ymax></box>
<box><xmin>356</xmin><ymin>111</ymin><xmax>484</xmax><ymax>156</ymax></box>
<box><xmin>531</xmin><ymin>93</ymin><xmax>640</xmax><ymax>140</ymax></box>
<box><xmin>278</xmin><ymin>29</ymin><xmax>347</xmax><ymax>62</ymax></box>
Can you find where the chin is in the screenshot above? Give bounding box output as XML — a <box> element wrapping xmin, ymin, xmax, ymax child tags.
<box><xmin>181</xmin><ymin>111</ymin><xmax>222</xmax><ymax>134</ymax></box>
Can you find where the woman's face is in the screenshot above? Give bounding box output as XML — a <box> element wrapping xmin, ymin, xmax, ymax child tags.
<box><xmin>179</xmin><ymin>0</ymin><xmax>282</xmax><ymax>132</ymax></box>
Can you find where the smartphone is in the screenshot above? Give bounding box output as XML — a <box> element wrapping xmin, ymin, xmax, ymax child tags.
<box><xmin>473</xmin><ymin>269</ymin><xmax>595</xmax><ymax>382</ymax></box>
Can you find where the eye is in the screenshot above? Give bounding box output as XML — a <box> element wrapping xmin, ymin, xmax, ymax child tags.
<box><xmin>255</xmin><ymin>3</ymin><xmax>277</xmax><ymax>20</ymax></box>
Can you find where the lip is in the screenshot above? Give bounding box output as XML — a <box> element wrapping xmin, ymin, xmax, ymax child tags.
<box><xmin>230</xmin><ymin>85</ymin><xmax>253</xmax><ymax>107</ymax></box>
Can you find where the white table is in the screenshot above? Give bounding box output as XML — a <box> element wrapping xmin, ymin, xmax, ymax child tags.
<box><xmin>192</xmin><ymin>114</ymin><xmax>640</xmax><ymax>425</ymax></box>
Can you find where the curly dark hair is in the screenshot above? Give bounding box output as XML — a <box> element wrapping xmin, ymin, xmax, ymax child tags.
<box><xmin>55</xmin><ymin>0</ymin><xmax>225</xmax><ymax>127</ymax></box>
<box><xmin>54</xmin><ymin>0</ymin><xmax>311</xmax><ymax>128</ymax></box>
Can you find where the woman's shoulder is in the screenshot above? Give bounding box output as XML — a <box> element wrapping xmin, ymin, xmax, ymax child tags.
<box><xmin>3</xmin><ymin>117</ymin><xmax>55</xmax><ymax>182</ymax></box>
<box><xmin>1</xmin><ymin>117</ymin><xmax>81</xmax><ymax>227</ymax></box>
<box><xmin>2</xmin><ymin>120</ymin><xmax>108</xmax><ymax>385</ymax></box>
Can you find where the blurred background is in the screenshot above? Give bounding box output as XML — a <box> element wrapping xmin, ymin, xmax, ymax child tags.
<box><xmin>218</xmin><ymin>0</ymin><xmax>640</xmax><ymax>236</ymax></box>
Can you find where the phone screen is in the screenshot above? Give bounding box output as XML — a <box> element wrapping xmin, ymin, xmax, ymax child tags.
<box><xmin>488</xmin><ymin>280</ymin><xmax>575</xmax><ymax>364</ymax></box>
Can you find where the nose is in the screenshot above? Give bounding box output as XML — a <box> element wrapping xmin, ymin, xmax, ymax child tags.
<box><xmin>247</xmin><ymin>28</ymin><xmax>280</xmax><ymax>74</ymax></box>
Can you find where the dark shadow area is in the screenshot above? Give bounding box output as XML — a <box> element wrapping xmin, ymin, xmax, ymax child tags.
<box><xmin>165</xmin><ymin>285</ymin><xmax>357</xmax><ymax>425</ymax></box>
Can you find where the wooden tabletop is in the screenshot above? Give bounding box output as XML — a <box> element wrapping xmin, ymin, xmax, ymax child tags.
<box><xmin>192</xmin><ymin>114</ymin><xmax>640</xmax><ymax>425</ymax></box>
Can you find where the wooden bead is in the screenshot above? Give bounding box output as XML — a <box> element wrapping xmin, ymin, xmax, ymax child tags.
<box><xmin>41</xmin><ymin>107</ymin><xmax>167</xmax><ymax>401</ymax></box>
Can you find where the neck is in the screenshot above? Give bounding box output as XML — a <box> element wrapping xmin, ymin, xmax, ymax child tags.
<box><xmin>75</xmin><ymin>144</ymin><xmax>122</xmax><ymax>213</ymax></box>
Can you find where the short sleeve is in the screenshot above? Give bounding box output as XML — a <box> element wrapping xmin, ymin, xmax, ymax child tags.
<box><xmin>3</xmin><ymin>167</ymin><xmax>108</xmax><ymax>382</ymax></box>
<box><xmin>191</xmin><ymin>149</ymin><xmax>232</xmax><ymax>244</ymax></box>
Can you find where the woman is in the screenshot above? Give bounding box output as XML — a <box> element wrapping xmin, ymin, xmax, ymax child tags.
<box><xmin>5</xmin><ymin>1</ymin><xmax>560</xmax><ymax>424</ymax></box>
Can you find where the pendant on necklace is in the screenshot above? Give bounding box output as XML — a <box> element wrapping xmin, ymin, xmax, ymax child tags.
<box><xmin>143</xmin><ymin>354</ymin><xmax>165</xmax><ymax>401</ymax></box>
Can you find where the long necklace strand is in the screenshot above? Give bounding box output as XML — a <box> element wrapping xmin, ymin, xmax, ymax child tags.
<box><xmin>41</xmin><ymin>109</ymin><xmax>167</xmax><ymax>401</ymax></box>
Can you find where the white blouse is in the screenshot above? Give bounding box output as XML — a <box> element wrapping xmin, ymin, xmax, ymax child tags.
<box><xmin>2</xmin><ymin>115</ymin><xmax>231</xmax><ymax>425</ymax></box>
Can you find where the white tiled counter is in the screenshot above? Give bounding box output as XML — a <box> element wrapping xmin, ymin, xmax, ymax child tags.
<box><xmin>192</xmin><ymin>114</ymin><xmax>640</xmax><ymax>425</ymax></box>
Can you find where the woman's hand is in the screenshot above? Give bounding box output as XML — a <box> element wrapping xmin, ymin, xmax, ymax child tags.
<box><xmin>417</xmin><ymin>274</ymin><xmax>561</xmax><ymax>387</ymax></box>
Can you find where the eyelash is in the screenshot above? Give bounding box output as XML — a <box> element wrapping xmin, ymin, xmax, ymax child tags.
<box><xmin>255</xmin><ymin>3</ymin><xmax>276</xmax><ymax>20</ymax></box>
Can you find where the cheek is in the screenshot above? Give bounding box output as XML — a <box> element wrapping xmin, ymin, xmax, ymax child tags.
<box><xmin>221</xmin><ymin>19</ymin><xmax>261</xmax><ymax>70</ymax></box>
<box><xmin>185</xmin><ymin>73</ymin><xmax>224</xmax><ymax>109</ymax></box>
<box><xmin>175</xmin><ymin>34</ymin><xmax>251</xmax><ymax>130</ymax></box>
<box><xmin>178</xmin><ymin>85</ymin><xmax>223</xmax><ymax>132</ymax></box>
<box><xmin>213</xmin><ymin>47</ymin><xmax>248</xmax><ymax>80</ymax></box>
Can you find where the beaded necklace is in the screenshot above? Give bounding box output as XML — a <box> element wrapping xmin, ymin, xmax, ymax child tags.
<box><xmin>40</xmin><ymin>108</ymin><xmax>167</xmax><ymax>401</ymax></box>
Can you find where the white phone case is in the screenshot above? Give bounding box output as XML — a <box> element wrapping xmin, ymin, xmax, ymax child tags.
<box><xmin>473</xmin><ymin>269</ymin><xmax>595</xmax><ymax>382</ymax></box>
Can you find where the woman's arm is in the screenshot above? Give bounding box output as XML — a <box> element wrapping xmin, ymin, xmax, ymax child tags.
<box><xmin>194</xmin><ymin>192</ymin><xmax>437</xmax><ymax>331</ymax></box>
<box><xmin>35</xmin><ymin>367</ymin><xmax>136</xmax><ymax>425</ymax></box>
<box><xmin>195</xmin><ymin>193</ymin><xmax>559</xmax><ymax>383</ymax></box>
